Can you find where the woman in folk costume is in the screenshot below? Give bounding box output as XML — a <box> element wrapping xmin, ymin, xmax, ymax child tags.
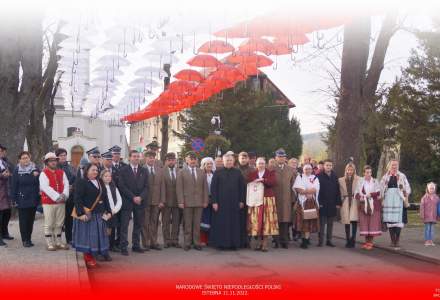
<box><xmin>101</xmin><ymin>170</ymin><xmax>122</xmax><ymax>252</ymax></box>
<box><xmin>200</xmin><ymin>157</ymin><xmax>215</xmax><ymax>246</ymax></box>
<box><xmin>73</xmin><ymin>164</ymin><xmax>112</xmax><ymax>268</ymax></box>
<box><xmin>380</xmin><ymin>159</ymin><xmax>411</xmax><ymax>250</ymax></box>
<box><xmin>338</xmin><ymin>163</ymin><xmax>360</xmax><ymax>248</ymax></box>
<box><xmin>293</xmin><ymin>164</ymin><xmax>320</xmax><ymax>249</ymax></box>
<box><xmin>247</xmin><ymin>157</ymin><xmax>279</xmax><ymax>252</ymax></box>
<box><xmin>354</xmin><ymin>165</ymin><xmax>382</xmax><ymax>250</ymax></box>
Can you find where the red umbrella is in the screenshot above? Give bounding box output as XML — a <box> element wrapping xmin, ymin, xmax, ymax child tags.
<box><xmin>187</xmin><ymin>54</ymin><xmax>222</xmax><ymax>68</ymax></box>
<box><xmin>212</xmin><ymin>65</ymin><xmax>246</xmax><ymax>83</ymax></box>
<box><xmin>173</xmin><ymin>69</ymin><xmax>204</xmax><ymax>82</ymax></box>
<box><xmin>238</xmin><ymin>38</ymin><xmax>274</xmax><ymax>56</ymax></box>
<box><xmin>198</xmin><ymin>40</ymin><xmax>235</xmax><ymax>54</ymax></box>
<box><xmin>226</xmin><ymin>52</ymin><xmax>273</xmax><ymax>67</ymax></box>
<box><xmin>236</xmin><ymin>63</ymin><xmax>262</xmax><ymax>76</ymax></box>
<box><xmin>168</xmin><ymin>80</ymin><xmax>197</xmax><ymax>94</ymax></box>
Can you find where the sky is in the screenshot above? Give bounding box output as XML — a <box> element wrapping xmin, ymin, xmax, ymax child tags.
<box><xmin>4</xmin><ymin>0</ymin><xmax>439</xmax><ymax>134</ymax></box>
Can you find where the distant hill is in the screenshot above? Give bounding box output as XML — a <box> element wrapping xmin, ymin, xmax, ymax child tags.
<box><xmin>301</xmin><ymin>132</ymin><xmax>327</xmax><ymax>160</ymax></box>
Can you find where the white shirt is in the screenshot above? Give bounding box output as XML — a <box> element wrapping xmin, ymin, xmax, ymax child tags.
<box><xmin>168</xmin><ymin>167</ymin><xmax>176</xmax><ymax>179</ymax></box>
<box><xmin>0</xmin><ymin>159</ymin><xmax>5</xmax><ymax>171</ymax></box>
<box><xmin>258</xmin><ymin>170</ymin><xmax>265</xmax><ymax>179</ymax></box>
<box><xmin>190</xmin><ymin>167</ymin><xmax>197</xmax><ymax>180</ymax></box>
<box><xmin>293</xmin><ymin>174</ymin><xmax>320</xmax><ymax>207</ymax></box>
<box><xmin>39</xmin><ymin>170</ymin><xmax>70</xmax><ymax>201</ymax></box>
<box><xmin>206</xmin><ymin>172</ymin><xmax>213</xmax><ymax>194</ymax></box>
<box><xmin>105</xmin><ymin>184</ymin><xmax>122</xmax><ymax>214</ymax></box>
<box><xmin>130</xmin><ymin>164</ymin><xmax>139</xmax><ymax>174</ymax></box>
<box><xmin>90</xmin><ymin>179</ymin><xmax>99</xmax><ymax>189</ymax></box>
<box><xmin>147</xmin><ymin>165</ymin><xmax>155</xmax><ymax>175</ymax></box>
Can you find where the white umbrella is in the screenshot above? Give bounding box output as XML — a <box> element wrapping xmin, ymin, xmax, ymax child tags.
<box><xmin>101</xmin><ymin>39</ymin><xmax>138</xmax><ymax>54</ymax></box>
<box><xmin>97</xmin><ymin>55</ymin><xmax>130</xmax><ymax>68</ymax></box>
<box><xmin>142</xmin><ymin>50</ymin><xmax>179</xmax><ymax>64</ymax></box>
<box><xmin>134</xmin><ymin>66</ymin><xmax>167</xmax><ymax>78</ymax></box>
<box><xmin>92</xmin><ymin>66</ymin><xmax>125</xmax><ymax>77</ymax></box>
<box><xmin>59</xmin><ymin>36</ymin><xmax>94</xmax><ymax>51</ymax></box>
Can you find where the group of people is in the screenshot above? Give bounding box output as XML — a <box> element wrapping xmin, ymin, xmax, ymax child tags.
<box><xmin>0</xmin><ymin>142</ymin><xmax>439</xmax><ymax>268</ymax></box>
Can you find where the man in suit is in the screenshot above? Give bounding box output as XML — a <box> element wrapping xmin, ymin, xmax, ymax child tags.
<box><xmin>117</xmin><ymin>150</ymin><xmax>149</xmax><ymax>255</ymax></box>
<box><xmin>141</xmin><ymin>151</ymin><xmax>165</xmax><ymax>250</ymax></box>
<box><xmin>176</xmin><ymin>152</ymin><xmax>209</xmax><ymax>251</ymax></box>
<box><xmin>162</xmin><ymin>152</ymin><xmax>181</xmax><ymax>248</ymax></box>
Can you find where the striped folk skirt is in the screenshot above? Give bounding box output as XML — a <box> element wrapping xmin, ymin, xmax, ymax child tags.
<box><xmin>382</xmin><ymin>188</ymin><xmax>404</xmax><ymax>228</ymax></box>
<box><xmin>359</xmin><ymin>198</ymin><xmax>382</xmax><ymax>236</ymax></box>
<box><xmin>73</xmin><ymin>213</ymin><xmax>110</xmax><ymax>255</ymax></box>
<box><xmin>247</xmin><ymin>196</ymin><xmax>279</xmax><ymax>236</ymax></box>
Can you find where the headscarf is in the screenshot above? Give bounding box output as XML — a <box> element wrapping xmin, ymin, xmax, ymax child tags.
<box><xmin>17</xmin><ymin>162</ymin><xmax>36</xmax><ymax>175</ymax></box>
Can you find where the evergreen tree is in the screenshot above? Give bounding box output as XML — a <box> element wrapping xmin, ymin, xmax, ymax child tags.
<box><xmin>178</xmin><ymin>82</ymin><xmax>302</xmax><ymax>159</ymax></box>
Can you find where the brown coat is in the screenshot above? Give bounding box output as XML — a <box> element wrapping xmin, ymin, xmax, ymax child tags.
<box><xmin>163</xmin><ymin>166</ymin><xmax>178</xmax><ymax>207</ymax></box>
<box><xmin>144</xmin><ymin>165</ymin><xmax>165</xmax><ymax>206</ymax></box>
<box><xmin>338</xmin><ymin>175</ymin><xmax>360</xmax><ymax>224</ymax></box>
<box><xmin>176</xmin><ymin>167</ymin><xmax>209</xmax><ymax>208</ymax></box>
<box><xmin>273</xmin><ymin>164</ymin><xmax>297</xmax><ymax>223</ymax></box>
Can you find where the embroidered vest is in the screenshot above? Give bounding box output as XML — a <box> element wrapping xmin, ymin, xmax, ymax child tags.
<box><xmin>41</xmin><ymin>168</ymin><xmax>65</xmax><ymax>204</ymax></box>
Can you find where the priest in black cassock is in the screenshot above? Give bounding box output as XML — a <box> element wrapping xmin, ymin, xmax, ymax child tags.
<box><xmin>209</xmin><ymin>152</ymin><xmax>246</xmax><ymax>250</ymax></box>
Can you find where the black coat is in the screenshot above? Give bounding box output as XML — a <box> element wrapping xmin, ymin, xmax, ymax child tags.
<box><xmin>317</xmin><ymin>171</ymin><xmax>341</xmax><ymax>217</ymax></box>
<box><xmin>10</xmin><ymin>166</ymin><xmax>40</xmax><ymax>209</ymax></box>
<box><xmin>111</xmin><ymin>161</ymin><xmax>126</xmax><ymax>186</ymax></box>
<box><xmin>74</xmin><ymin>178</ymin><xmax>111</xmax><ymax>216</ymax></box>
<box><xmin>209</xmin><ymin>167</ymin><xmax>246</xmax><ymax>248</ymax></box>
<box><xmin>117</xmin><ymin>164</ymin><xmax>149</xmax><ymax>210</ymax></box>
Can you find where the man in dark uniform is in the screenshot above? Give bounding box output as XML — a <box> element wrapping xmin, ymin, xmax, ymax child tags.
<box><xmin>101</xmin><ymin>151</ymin><xmax>113</xmax><ymax>173</ymax></box>
<box><xmin>76</xmin><ymin>147</ymin><xmax>102</xmax><ymax>179</ymax></box>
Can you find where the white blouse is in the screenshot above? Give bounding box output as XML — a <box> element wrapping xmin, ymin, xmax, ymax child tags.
<box><xmin>105</xmin><ymin>184</ymin><xmax>122</xmax><ymax>214</ymax></box>
<box><xmin>293</xmin><ymin>174</ymin><xmax>320</xmax><ymax>207</ymax></box>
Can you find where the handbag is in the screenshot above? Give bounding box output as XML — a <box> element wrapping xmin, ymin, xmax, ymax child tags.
<box><xmin>71</xmin><ymin>184</ymin><xmax>102</xmax><ymax>220</ymax></box>
<box><xmin>303</xmin><ymin>208</ymin><xmax>318</xmax><ymax>220</ymax></box>
<box><xmin>246</xmin><ymin>182</ymin><xmax>264</xmax><ymax>207</ymax></box>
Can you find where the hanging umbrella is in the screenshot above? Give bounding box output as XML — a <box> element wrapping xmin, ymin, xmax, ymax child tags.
<box><xmin>168</xmin><ymin>80</ymin><xmax>197</xmax><ymax>95</ymax></box>
<box><xmin>134</xmin><ymin>66</ymin><xmax>168</xmax><ymax>78</ymax></box>
<box><xmin>143</xmin><ymin>50</ymin><xmax>180</xmax><ymax>64</ymax></box>
<box><xmin>97</xmin><ymin>55</ymin><xmax>130</xmax><ymax>68</ymax></box>
<box><xmin>211</xmin><ymin>65</ymin><xmax>246</xmax><ymax>83</ymax></box>
<box><xmin>173</xmin><ymin>69</ymin><xmax>204</xmax><ymax>82</ymax></box>
<box><xmin>101</xmin><ymin>39</ymin><xmax>138</xmax><ymax>54</ymax></box>
<box><xmin>226</xmin><ymin>52</ymin><xmax>273</xmax><ymax>67</ymax></box>
<box><xmin>197</xmin><ymin>40</ymin><xmax>235</xmax><ymax>54</ymax></box>
<box><xmin>187</xmin><ymin>54</ymin><xmax>222</xmax><ymax>68</ymax></box>
<box><xmin>238</xmin><ymin>38</ymin><xmax>274</xmax><ymax>56</ymax></box>
<box><xmin>93</xmin><ymin>65</ymin><xmax>125</xmax><ymax>77</ymax></box>
<box><xmin>236</xmin><ymin>63</ymin><xmax>262</xmax><ymax>76</ymax></box>
<box><xmin>128</xmin><ymin>77</ymin><xmax>160</xmax><ymax>88</ymax></box>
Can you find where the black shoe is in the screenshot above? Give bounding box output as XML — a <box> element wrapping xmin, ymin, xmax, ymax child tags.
<box><xmin>121</xmin><ymin>248</ymin><xmax>129</xmax><ymax>256</ymax></box>
<box><xmin>3</xmin><ymin>235</ymin><xmax>13</xmax><ymax>240</ymax></box>
<box><xmin>345</xmin><ymin>240</ymin><xmax>351</xmax><ymax>248</ymax></box>
<box><xmin>164</xmin><ymin>243</ymin><xmax>170</xmax><ymax>249</ymax></box>
<box><xmin>103</xmin><ymin>254</ymin><xmax>112</xmax><ymax>261</ymax></box>
<box><xmin>23</xmin><ymin>241</ymin><xmax>32</xmax><ymax>248</ymax></box>
<box><xmin>194</xmin><ymin>245</ymin><xmax>202</xmax><ymax>251</ymax></box>
<box><xmin>273</xmin><ymin>242</ymin><xmax>279</xmax><ymax>249</ymax></box>
<box><xmin>281</xmin><ymin>243</ymin><xmax>288</xmax><ymax>249</ymax></box>
<box><xmin>326</xmin><ymin>241</ymin><xmax>336</xmax><ymax>247</ymax></box>
<box><xmin>174</xmin><ymin>243</ymin><xmax>182</xmax><ymax>248</ymax></box>
<box><xmin>349</xmin><ymin>238</ymin><xmax>356</xmax><ymax>248</ymax></box>
<box><xmin>300</xmin><ymin>239</ymin><xmax>308</xmax><ymax>249</ymax></box>
<box><xmin>96</xmin><ymin>254</ymin><xmax>106</xmax><ymax>262</ymax></box>
<box><xmin>151</xmin><ymin>244</ymin><xmax>162</xmax><ymax>250</ymax></box>
<box><xmin>0</xmin><ymin>239</ymin><xmax>6</xmax><ymax>246</ymax></box>
<box><xmin>132</xmin><ymin>247</ymin><xmax>145</xmax><ymax>253</ymax></box>
<box><xmin>110</xmin><ymin>245</ymin><xmax>120</xmax><ymax>252</ymax></box>
<box><xmin>317</xmin><ymin>240</ymin><xmax>323</xmax><ymax>247</ymax></box>
<box><xmin>29</xmin><ymin>241</ymin><xmax>35</xmax><ymax>247</ymax></box>
<box><xmin>184</xmin><ymin>246</ymin><xmax>190</xmax><ymax>251</ymax></box>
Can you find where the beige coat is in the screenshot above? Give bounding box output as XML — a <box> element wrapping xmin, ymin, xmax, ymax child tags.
<box><xmin>338</xmin><ymin>175</ymin><xmax>360</xmax><ymax>224</ymax></box>
<box><xmin>176</xmin><ymin>167</ymin><xmax>209</xmax><ymax>207</ymax></box>
<box><xmin>163</xmin><ymin>167</ymin><xmax>178</xmax><ymax>207</ymax></box>
<box><xmin>145</xmin><ymin>165</ymin><xmax>166</xmax><ymax>206</ymax></box>
<box><xmin>273</xmin><ymin>164</ymin><xmax>297</xmax><ymax>223</ymax></box>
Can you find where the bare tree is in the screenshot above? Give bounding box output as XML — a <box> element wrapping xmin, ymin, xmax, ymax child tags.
<box><xmin>334</xmin><ymin>14</ymin><xmax>398</xmax><ymax>175</ymax></box>
<box><xmin>26</xmin><ymin>22</ymin><xmax>66</xmax><ymax>165</ymax></box>
<box><xmin>0</xmin><ymin>13</ymin><xmax>43</xmax><ymax>162</ymax></box>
